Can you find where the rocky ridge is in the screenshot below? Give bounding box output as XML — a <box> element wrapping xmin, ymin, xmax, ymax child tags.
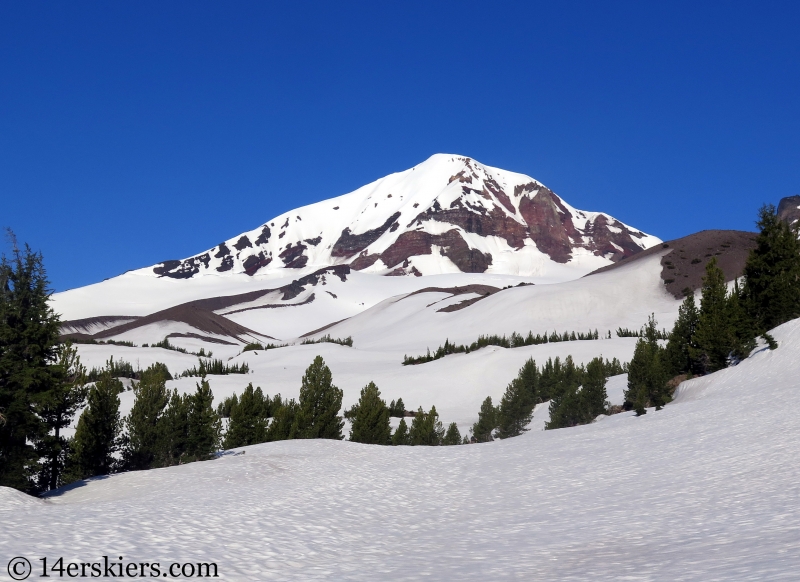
<box><xmin>148</xmin><ymin>155</ymin><xmax>660</xmax><ymax>281</ymax></box>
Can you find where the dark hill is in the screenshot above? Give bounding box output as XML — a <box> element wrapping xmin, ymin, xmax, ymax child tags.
<box><xmin>587</xmin><ymin>230</ymin><xmax>757</xmax><ymax>298</ymax></box>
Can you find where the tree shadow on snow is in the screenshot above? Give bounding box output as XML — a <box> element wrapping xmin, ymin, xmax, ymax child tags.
<box><xmin>41</xmin><ymin>475</ymin><xmax>111</xmax><ymax>498</ymax></box>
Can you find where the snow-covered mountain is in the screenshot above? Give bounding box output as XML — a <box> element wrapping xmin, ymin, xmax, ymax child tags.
<box><xmin>148</xmin><ymin>154</ymin><xmax>660</xmax><ymax>281</ymax></box>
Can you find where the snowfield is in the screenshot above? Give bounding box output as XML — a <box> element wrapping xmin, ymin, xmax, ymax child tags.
<box><xmin>4</xmin><ymin>319</ymin><xmax>800</xmax><ymax>580</ymax></box>
<box><xmin>58</xmin><ymin>250</ymin><xmax>683</xmax><ymax>438</ymax></box>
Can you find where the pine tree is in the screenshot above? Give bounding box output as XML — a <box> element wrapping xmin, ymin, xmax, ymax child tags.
<box><xmin>66</xmin><ymin>369</ymin><xmax>122</xmax><ymax>481</ymax></box>
<box><xmin>580</xmin><ymin>357</ymin><xmax>608</xmax><ymax>421</ymax></box>
<box><xmin>538</xmin><ymin>357</ymin><xmax>562</xmax><ymax>402</ymax></box>
<box><xmin>442</xmin><ymin>422</ymin><xmax>462</xmax><ymax>445</ymax></box>
<box><xmin>223</xmin><ymin>383</ymin><xmax>269</xmax><ymax>449</ymax></box>
<box><xmin>155</xmin><ymin>389</ymin><xmax>189</xmax><ymax>467</ymax></box>
<box><xmin>516</xmin><ymin>357</ymin><xmax>539</xmax><ymax>403</ymax></box>
<box><xmin>664</xmin><ymin>290</ymin><xmax>700</xmax><ymax>376</ymax></box>
<box><xmin>184</xmin><ymin>377</ymin><xmax>221</xmax><ymax>461</ymax></box>
<box><xmin>36</xmin><ymin>342</ymin><xmax>87</xmax><ymax>491</ymax></box>
<box><xmin>546</xmin><ymin>385</ymin><xmax>581</xmax><ymax>429</ymax></box>
<box><xmin>625</xmin><ymin>315</ymin><xmax>670</xmax><ymax>415</ymax></box>
<box><xmin>742</xmin><ymin>204</ymin><xmax>800</xmax><ymax>332</ymax></box>
<box><xmin>496</xmin><ymin>374</ymin><xmax>535</xmax><ymax>439</ymax></box>
<box><xmin>266</xmin><ymin>397</ymin><xmax>299</xmax><ymax>441</ymax></box>
<box><xmin>123</xmin><ymin>363</ymin><xmax>170</xmax><ymax>470</ymax></box>
<box><xmin>388</xmin><ymin>397</ymin><xmax>405</xmax><ymax>418</ymax></box>
<box><xmin>543</xmin><ymin>355</ymin><xmax>587</xmax><ymax>428</ymax></box>
<box><xmin>409</xmin><ymin>406</ymin><xmax>444</xmax><ymax>446</ymax></box>
<box><xmin>293</xmin><ymin>356</ymin><xmax>344</xmax><ymax>440</ymax></box>
<box><xmin>693</xmin><ymin>259</ymin><xmax>733</xmax><ymax>373</ymax></box>
<box><xmin>0</xmin><ymin>238</ymin><xmax>61</xmax><ymax>492</ymax></box>
<box><xmin>471</xmin><ymin>396</ymin><xmax>498</xmax><ymax>443</ymax></box>
<box><xmin>348</xmin><ymin>381</ymin><xmax>391</xmax><ymax>445</ymax></box>
<box><xmin>727</xmin><ymin>279</ymin><xmax>756</xmax><ymax>362</ymax></box>
<box><xmin>391</xmin><ymin>417</ymin><xmax>410</xmax><ymax>445</ymax></box>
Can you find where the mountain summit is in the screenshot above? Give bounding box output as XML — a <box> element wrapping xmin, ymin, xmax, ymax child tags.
<box><xmin>149</xmin><ymin>154</ymin><xmax>660</xmax><ymax>280</ymax></box>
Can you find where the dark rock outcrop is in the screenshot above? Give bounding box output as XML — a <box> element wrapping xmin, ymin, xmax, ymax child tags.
<box><xmin>352</xmin><ymin>229</ymin><xmax>492</xmax><ymax>273</ymax></box>
<box><xmin>242</xmin><ymin>252</ymin><xmax>272</xmax><ymax>276</ymax></box>
<box><xmin>331</xmin><ymin>211</ymin><xmax>402</xmax><ymax>258</ymax></box>
<box><xmin>778</xmin><ymin>195</ymin><xmax>800</xmax><ymax>227</ymax></box>
<box><xmin>255</xmin><ymin>226</ymin><xmax>271</xmax><ymax>245</ymax></box>
<box><xmin>279</xmin><ymin>242</ymin><xmax>309</xmax><ymax>269</ymax></box>
<box><xmin>233</xmin><ymin>236</ymin><xmax>252</xmax><ymax>251</ymax></box>
<box><xmin>154</xmin><ymin>253</ymin><xmax>211</xmax><ymax>279</ymax></box>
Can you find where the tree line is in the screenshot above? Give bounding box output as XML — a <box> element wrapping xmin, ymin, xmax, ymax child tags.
<box><xmin>402</xmin><ymin>329</ymin><xmax>603</xmax><ymax>365</ymax></box>
<box><xmin>241</xmin><ymin>334</ymin><xmax>353</xmax><ymax>354</ymax></box>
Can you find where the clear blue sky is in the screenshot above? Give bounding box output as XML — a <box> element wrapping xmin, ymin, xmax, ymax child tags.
<box><xmin>2</xmin><ymin>1</ymin><xmax>799</xmax><ymax>291</ymax></box>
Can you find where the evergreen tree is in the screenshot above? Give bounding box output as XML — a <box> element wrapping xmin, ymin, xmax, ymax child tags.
<box><xmin>538</xmin><ymin>357</ymin><xmax>563</xmax><ymax>402</ymax></box>
<box><xmin>409</xmin><ymin>406</ymin><xmax>444</xmax><ymax>446</ymax></box>
<box><xmin>546</xmin><ymin>385</ymin><xmax>581</xmax><ymax>429</ymax></box>
<box><xmin>664</xmin><ymin>290</ymin><xmax>700</xmax><ymax>376</ymax></box>
<box><xmin>471</xmin><ymin>396</ymin><xmax>498</xmax><ymax>443</ymax></box>
<box><xmin>580</xmin><ymin>357</ymin><xmax>608</xmax><ymax>421</ymax></box>
<box><xmin>348</xmin><ymin>381</ymin><xmax>391</xmax><ymax>445</ymax></box>
<box><xmin>516</xmin><ymin>357</ymin><xmax>539</xmax><ymax>403</ymax></box>
<box><xmin>266</xmin><ymin>397</ymin><xmax>299</xmax><ymax>441</ymax></box>
<box><xmin>293</xmin><ymin>356</ymin><xmax>344</xmax><ymax>440</ymax></box>
<box><xmin>742</xmin><ymin>204</ymin><xmax>800</xmax><ymax>332</ymax></box>
<box><xmin>496</xmin><ymin>370</ymin><xmax>535</xmax><ymax>439</ymax></box>
<box><xmin>624</xmin><ymin>315</ymin><xmax>670</xmax><ymax>415</ymax></box>
<box><xmin>66</xmin><ymin>369</ymin><xmax>122</xmax><ymax>481</ymax></box>
<box><xmin>184</xmin><ymin>377</ymin><xmax>221</xmax><ymax>461</ymax></box>
<box><xmin>223</xmin><ymin>383</ymin><xmax>269</xmax><ymax>449</ymax></box>
<box><xmin>156</xmin><ymin>389</ymin><xmax>189</xmax><ymax>467</ymax></box>
<box><xmin>543</xmin><ymin>355</ymin><xmax>586</xmax><ymax>428</ymax></box>
<box><xmin>693</xmin><ymin>259</ymin><xmax>733</xmax><ymax>373</ymax></box>
<box><xmin>442</xmin><ymin>422</ymin><xmax>462</xmax><ymax>445</ymax></box>
<box><xmin>0</xmin><ymin>238</ymin><xmax>61</xmax><ymax>492</ymax></box>
<box><xmin>391</xmin><ymin>417</ymin><xmax>410</xmax><ymax>445</ymax></box>
<box><xmin>727</xmin><ymin>279</ymin><xmax>756</xmax><ymax>362</ymax></box>
<box><xmin>388</xmin><ymin>398</ymin><xmax>406</xmax><ymax>417</ymax></box>
<box><xmin>123</xmin><ymin>363</ymin><xmax>169</xmax><ymax>470</ymax></box>
<box><xmin>36</xmin><ymin>342</ymin><xmax>87</xmax><ymax>491</ymax></box>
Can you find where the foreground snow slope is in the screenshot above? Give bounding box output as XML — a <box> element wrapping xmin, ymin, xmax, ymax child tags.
<box><xmin>5</xmin><ymin>320</ymin><xmax>799</xmax><ymax>580</ymax></box>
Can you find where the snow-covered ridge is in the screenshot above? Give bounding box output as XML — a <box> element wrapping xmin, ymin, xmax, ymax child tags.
<box><xmin>147</xmin><ymin>154</ymin><xmax>660</xmax><ymax>281</ymax></box>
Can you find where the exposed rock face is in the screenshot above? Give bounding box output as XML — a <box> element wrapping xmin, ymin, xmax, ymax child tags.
<box><xmin>279</xmin><ymin>242</ymin><xmax>308</xmax><ymax>269</ymax></box>
<box><xmin>233</xmin><ymin>236</ymin><xmax>252</xmax><ymax>251</ymax></box>
<box><xmin>778</xmin><ymin>195</ymin><xmax>800</xmax><ymax>227</ymax></box>
<box><xmin>352</xmin><ymin>229</ymin><xmax>492</xmax><ymax>273</ymax></box>
<box><xmin>150</xmin><ymin>154</ymin><xmax>659</xmax><ymax>280</ymax></box>
<box><xmin>242</xmin><ymin>252</ymin><xmax>272</xmax><ymax>276</ymax></box>
<box><xmin>588</xmin><ymin>230</ymin><xmax>757</xmax><ymax>298</ymax></box>
<box><xmin>331</xmin><ymin>212</ymin><xmax>401</xmax><ymax>258</ymax></box>
<box><xmin>153</xmin><ymin>253</ymin><xmax>210</xmax><ymax>279</ymax></box>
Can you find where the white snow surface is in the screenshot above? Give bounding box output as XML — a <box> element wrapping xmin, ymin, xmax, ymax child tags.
<box><xmin>307</xmin><ymin>252</ymin><xmax>680</xmax><ymax>352</ymax></box>
<box><xmin>5</xmin><ymin>319</ymin><xmax>800</xmax><ymax>580</ymax></box>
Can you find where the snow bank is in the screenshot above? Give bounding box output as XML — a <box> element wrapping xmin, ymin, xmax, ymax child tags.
<box><xmin>6</xmin><ymin>320</ymin><xmax>799</xmax><ymax>580</ymax></box>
